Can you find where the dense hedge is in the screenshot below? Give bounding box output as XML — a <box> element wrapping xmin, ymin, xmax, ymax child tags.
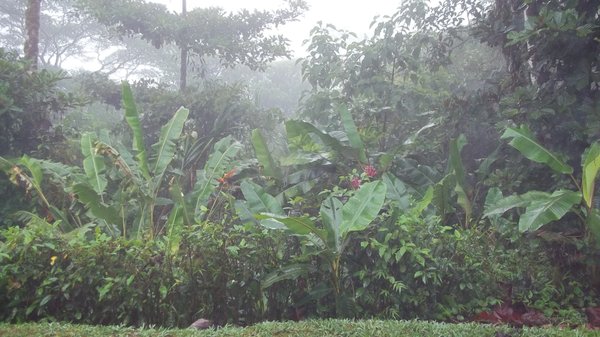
<box><xmin>1</xmin><ymin>211</ymin><xmax>594</xmax><ymax>327</ymax></box>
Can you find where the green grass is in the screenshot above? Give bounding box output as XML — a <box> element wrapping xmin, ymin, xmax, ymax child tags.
<box><xmin>0</xmin><ymin>320</ymin><xmax>598</xmax><ymax>337</ymax></box>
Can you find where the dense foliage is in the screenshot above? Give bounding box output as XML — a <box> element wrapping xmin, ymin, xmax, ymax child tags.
<box><xmin>1</xmin><ymin>0</ymin><xmax>600</xmax><ymax>331</ymax></box>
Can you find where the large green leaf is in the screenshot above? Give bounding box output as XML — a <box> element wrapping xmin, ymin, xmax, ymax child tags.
<box><xmin>518</xmin><ymin>190</ymin><xmax>581</xmax><ymax>232</ymax></box>
<box><xmin>483</xmin><ymin>190</ymin><xmax>553</xmax><ymax>218</ymax></box>
<box><xmin>320</xmin><ymin>197</ymin><xmax>343</xmax><ymax>254</ymax></box>
<box><xmin>501</xmin><ymin>125</ymin><xmax>573</xmax><ymax>174</ymax></box>
<box><xmin>95</xmin><ymin>141</ymin><xmax>142</xmax><ymax>185</ymax></box>
<box><xmin>382</xmin><ymin>173</ymin><xmax>410</xmax><ymax>210</ymax></box>
<box><xmin>240</xmin><ymin>180</ymin><xmax>283</xmax><ymax>215</ymax></box>
<box><xmin>338</xmin><ymin>105</ymin><xmax>367</xmax><ymax>163</ymax></box>
<box><xmin>432</xmin><ymin>174</ymin><xmax>455</xmax><ymax>217</ymax></box>
<box><xmin>394</xmin><ymin>158</ymin><xmax>441</xmax><ymax>197</ymax></box>
<box><xmin>251</xmin><ymin>129</ymin><xmax>281</xmax><ymax>180</ymax></box>
<box><xmin>193</xmin><ymin>136</ymin><xmax>241</xmax><ymax>221</ymax></box>
<box><xmin>285</xmin><ymin>120</ymin><xmax>359</xmax><ymax>161</ymax></box>
<box><xmin>150</xmin><ymin>106</ymin><xmax>189</xmax><ymax>178</ymax></box>
<box><xmin>587</xmin><ymin>209</ymin><xmax>600</xmax><ymax>248</ymax></box>
<box><xmin>122</xmin><ymin>82</ymin><xmax>150</xmax><ymax>179</ymax></box>
<box><xmin>340</xmin><ymin>180</ymin><xmax>387</xmax><ymax>235</ymax></box>
<box><xmin>448</xmin><ymin>135</ymin><xmax>471</xmax><ymax>224</ymax></box>
<box><xmin>81</xmin><ymin>133</ymin><xmax>107</xmax><ymax>197</ymax></box>
<box><xmin>255</xmin><ymin>213</ymin><xmax>326</xmax><ymax>241</ymax></box>
<box><xmin>72</xmin><ymin>183</ymin><xmax>120</xmax><ymax>225</ymax></box>
<box><xmin>261</xmin><ymin>263</ymin><xmax>317</xmax><ymax>289</ymax></box>
<box><xmin>582</xmin><ymin>142</ymin><xmax>600</xmax><ymax>208</ymax></box>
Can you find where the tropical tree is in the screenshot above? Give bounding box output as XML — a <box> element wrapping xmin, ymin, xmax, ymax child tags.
<box><xmin>78</xmin><ymin>0</ymin><xmax>308</xmax><ymax>91</ymax></box>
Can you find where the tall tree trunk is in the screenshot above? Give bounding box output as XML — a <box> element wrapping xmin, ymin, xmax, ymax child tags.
<box><xmin>24</xmin><ymin>0</ymin><xmax>42</xmax><ymax>70</ymax></box>
<box><xmin>179</xmin><ymin>0</ymin><xmax>187</xmax><ymax>91</ymax></box>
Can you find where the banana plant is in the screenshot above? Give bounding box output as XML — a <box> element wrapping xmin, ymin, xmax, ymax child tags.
<box><xmin>0</xmin><ymin>155</ymin><xmax>86</xmax><ymax>230</ymax></box>
<box><xmin>250</xmin><ymin>104</ymin><xmax>370</xmax><ymax>204</ymax></box>
<box><xmin>254</xmin><ymin>180</ymin><xmax>387</xmax><ymax>316</ymax></box>
<box><xmin>429</xmin><ymin>134</ymin><xmax>474</xmax><ymax>228</ymax></box>
<box><xmin>484</xmin><ymin>125</ymin><xmax>600</xmax><ymax>245</ymax></box>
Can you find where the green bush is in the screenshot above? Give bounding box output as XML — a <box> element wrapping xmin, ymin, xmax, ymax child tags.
<box><xmin>0</xmin><ymin>216</ymin><xmax>294</xmax><ymax>327</ymax></box>
<box><xmin>353</xmin><ymin>203</ymin><xmax>592</xmax><ymax>321</ymax></box>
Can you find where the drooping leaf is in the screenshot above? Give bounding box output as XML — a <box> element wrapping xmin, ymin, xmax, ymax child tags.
<box><xmin>150</xmin><ymin>106</ymin><xmax>189</xmax><ymax>178</ymax></box>
<box><xmin>395</xmin><ymin>158</ymin><xmax>441</xmax><ymax>197</ymax></box>
<box><xmin>285</xmin><ymin>120</ymin><xmax>359</xmax><ymax>161</ymax></box>
<box><xmin>240</xmin><ymin>180</ymin><xmax>283</xmax><ymax>215</ymax></box>
<box><xmin>80</xmin><ymin>133</ymin><xmax>107</xmax><ymax>197</ymax></box>
<box><xmin>320</xmin><ymin>197</ymin><xmax>343</xmax><ymax>253</ymax></box>
<box><xmin>414</xmin><ymin>186</ymin><xmax>434</xmax><ymax>216</ymax></box>
<box><xmin>95</xmin><ymin>141</ymin><xmax>142</xmax><ymax>185</ymax></box>
<box><xmin>582</xmin><ymin>142</ymin><xmax>600</xmax><ymax>208</ymax></box>
<box><xmin>251</xmin><ymin>129</ymin><xmax>281</xmax><ymax>180</ymax></box>
<box><xmin>3</xmin><ymin>156</ymin><xmax>51</xmax><ymax>209</ymax></box>
<box><xmin>340</xmin><ymin>180</ymin><xmax>387</xmax><ymax>235</ymax></box>
<box><xmin>338</xmin><ymin>105</ymin><xmax>367</xmax><ymax>163</ymax></box>
<box><xmin>255</xmin><ymin>213</ymin><xmax>326</xmax><ymax>241</ymax></box>
<box><xmin>483</xmin><ymin>190</ymin><xmax>552</xmax><ymax>218</ymax></box>
<box><xmin>501</xmin><ymin>125</ymin><xmax>573</xmax><ymax>174</ymax></box>
<box><xmin>72</xmin><ymin>183</ymin><xmax>120</xmax><ymax>225</ymax></box>
<box><xmin>382</xmin><ymin>173</ymin><xmax>410</xmax><ymax>210</ymax></box>
<box><xmin>261</xmin><ymin>263</ymin><xmax>317</xmax><ymax>289</ymax></box>
<box><xmin>122</xmin><ymin>82</ymin><xmax>150</xmax><ymax>179</ymax></box>
<box><xmin>518</xmin><ymin>190</ymin><xmax>581</xmax><ymax>232</ymax></box>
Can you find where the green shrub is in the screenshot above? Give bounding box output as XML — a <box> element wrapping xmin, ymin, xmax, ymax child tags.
<box><xmin>353</xmin><ymin>203</ymin><xmax>590</xmax><ymax>321</ymax></box>
<box><xmin>0</xmin><ymin>216</ymin><xmax>294</xmax><ymax>327</ymax></box>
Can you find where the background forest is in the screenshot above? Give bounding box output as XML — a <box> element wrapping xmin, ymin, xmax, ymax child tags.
<box><xmin>1</xmin><ymin>0</ymin><xmax>600</xmax><ymax>329</ymax></box>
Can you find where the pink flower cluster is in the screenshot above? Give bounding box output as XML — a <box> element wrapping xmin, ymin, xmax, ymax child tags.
<box><xmin>350</xmin><ymin>165</ymin><xmax>377</xmax><ymax>189</ymax></box>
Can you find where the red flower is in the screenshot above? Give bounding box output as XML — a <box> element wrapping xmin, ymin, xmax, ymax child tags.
<box><xmin>363</xmin><ymin>165</ymin><xmax>377</xmax><ymax>178</ymax></box>
<box><xmin>350</xmin><ymin>176</ymin><xmax>361</xmax><ymax>189</ymax></box>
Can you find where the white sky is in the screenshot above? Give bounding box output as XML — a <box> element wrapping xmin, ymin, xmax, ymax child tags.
<box><xmin>152</xmin><ymin>0</ymin><xmax>402</xmax><ymax>56</ymax></box>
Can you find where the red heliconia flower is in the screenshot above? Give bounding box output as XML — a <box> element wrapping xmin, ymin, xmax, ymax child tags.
<box><xmin>363</xmin><ymin>164</ymin><xmax>377</xmax><ymax>178</ymax></box>
<box><xmin>350</xmin><ymin>176</ymin><xmax>361</xmax><ymax>189</ymax></box>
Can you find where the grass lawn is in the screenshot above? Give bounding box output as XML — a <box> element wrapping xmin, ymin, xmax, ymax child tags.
<box><xmin>0</xmin><ymin>320</ymin><xmax>598</xmax><ymax>337</ymax></box>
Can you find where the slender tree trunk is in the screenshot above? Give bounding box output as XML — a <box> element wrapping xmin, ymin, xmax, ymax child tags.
<box><xmin>24</xmin><ymin>0</ymin><xmax>42</xmax><ymax>70</ymax></box>
<box><xmin>179</xmin><ymin>0</ymin><xmax>188</xmax><ymax>91</ymax></box>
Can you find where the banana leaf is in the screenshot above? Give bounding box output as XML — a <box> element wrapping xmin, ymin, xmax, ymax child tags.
<box><xmin>285</xmin><ymin>120</ymin><xmax>359</xmax><ymax>161</ymax></box>
<box><xmin>81</xmin><ymin>133</ymin><xmax>107</xmax><ymax>197</ymax></box>
<box><xmin>582</xmin><ymin>142</ymin><xmax>600</xmax><ymax>208</ymax></box>
<box><xmin>320</xmin><ymin>197</ymin><xmax>343</xmax><ymax>254</ymax></box>
<box><xmin>449</xmin><ymin>135</ymin><xmax>472</xmax><ymax>226</ymax></box>
<box><xmin>483</xmin><ymin>190</ymin><xmax>554</xmax><ymax>218</ymax></box>
<box><xmin>121</xmin><ymin>82</ymin><xmax>150</xmax><ymax>179</ymax></box>
<box><xmin>587</xmin><ymin>209</ymin><xmax>600</xmax><ymax>247</ymax></box>
<box><xmin>150</xmin><ymin>106</ymin><xmax>189</xmax><ymax>179</ymax></box>
<box><xmin>72</xmin><ymin>183</ymin><xmax>120</xmax><ymax>225</ymax></box>
<box><xmin>432</xmin><ymin>174</ymin><xmax>455</xmax><ymax>217</ymax></box>
<box><xmin>340</xmin><ymin>180</ymin><xmax>386</xmax><ymax>235</ymax></box>
<box><xmin>518</xmin><ymin>190</ymin><xmax>581</xmax><ymax>232</ymax></box>
<box><xmin>251</xmin><ymin>129</ymin><xmax>282</xmax><ymax>180</ymax></box>
<box><xmin>501</xmin><ymin>125</ymin><xmax>573</xmax><ymax>174</ymax></box>
<box><xmin>193</xmin><ymin>136</ymin><xmax>241</xmax><ymax>221</ymax></box>
<box><xmin>255</xmin><ymin>213</ymin><xmax>326</xmax><ymax>241</ymax></box>
<box><xmin>261</xmin><ymin>263</ymin><xmax>317</xmax><ymax>289</ymax></box>
<box><xmin>240</xmin><ymin>180</ymin><xmax>283</xmax><ymax>215</ymax></box>
<box><xmin>338</xmin><ymin>105</ymin><xmax>367</xmax><ymax>163</ymax></box>
<box><xmin>382</xmin><ymin>173</ymin><xmax>410</xmax><ymax>210</ymax></box>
